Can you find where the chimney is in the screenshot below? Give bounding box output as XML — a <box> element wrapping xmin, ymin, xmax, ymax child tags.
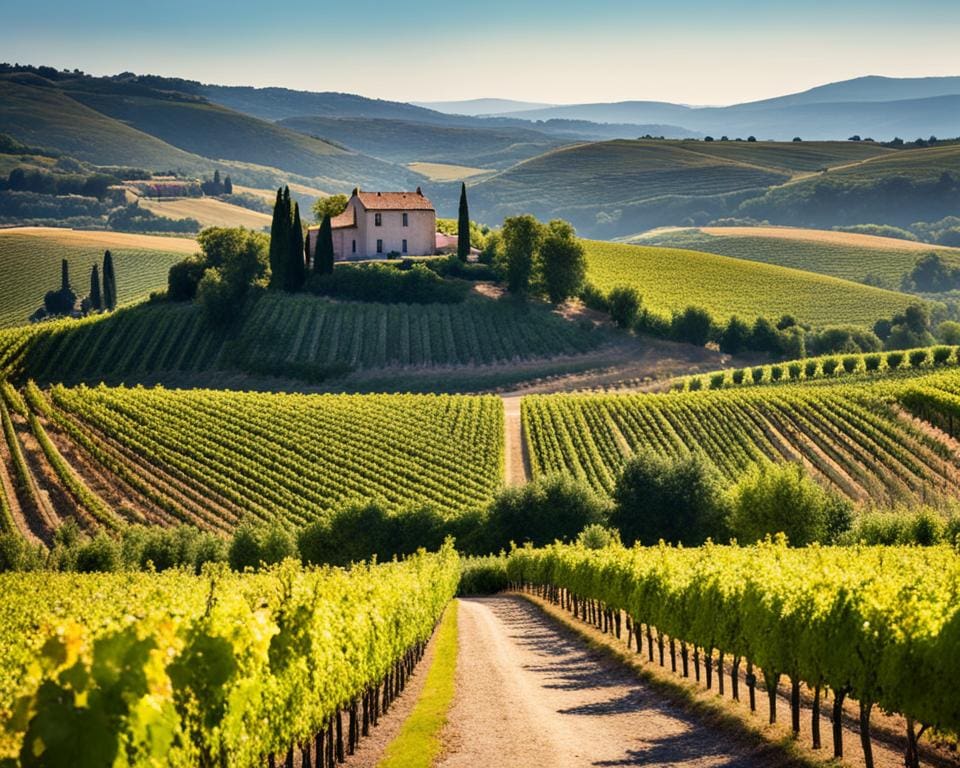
<box><xmin>416</xmin><ymin>186</ymin><xmax>423</xmax><ymax>196</ymax></box>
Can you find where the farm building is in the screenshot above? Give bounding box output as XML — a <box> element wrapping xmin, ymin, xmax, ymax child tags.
<box><xmin>308</xmin><ymin>187</ymin><xmax>436</xmax><ymax>260</ymax></box>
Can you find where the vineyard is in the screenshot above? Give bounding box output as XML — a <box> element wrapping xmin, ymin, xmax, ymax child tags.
<box><xmin>0</xmin><ymin>383</ymin><xmax>504</xmax><ymax>541</ymax></box>
<box><xmin>506</xmin><ymin>542</ymin><xmax>960</xmax><ymax>766</ymax></box>
<box><xmin>675</xmin><ymin>343</ymin><xmax>959</xmax><ymax>391</ymax></box>
<box><xmin>638</xmin><ymin>228</ymin><xmax>960</xmax><ymax>287</ymax></box>
<box><xmin>0</xmin><ymin>229</ymin><xmax>194</xmax><ymax>328</ymax></box>
<box><xmin>583</xmin><ymin>240</ymin><xmax>916</xmax><ymax>326</ymax></box>
<box><xmin>0</xmin><ymin>292</ymin><xmax>608</xmax><ymax>386</ymax></box>
<box><xmin>522</xmin><ymin>367</ymin><xmax>960</xmax><ymax>503</ymax></box>
<box><xmin>0</xmin><ymin>546</ymin><xmax>459</xmax><ymax>765</ymax></box>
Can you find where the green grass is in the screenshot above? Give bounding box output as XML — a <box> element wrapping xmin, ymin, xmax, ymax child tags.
<box><xmin>819</xmin><ymin>143</ymin><xmax>960</xmax><ymax>184</ymax></box>
<box><xmin>675</xmin><ymin>139</ymin><xmax>893</xmax><ymax>173</ymax></box>
<box><xmin>378</xmin><ymin>601</ymin><xmax>459</xmax><ymax>768</ymax></box>
<box><xmin>0</xmin><ymin>230</ymin><xmax>193</xmax><ymax>328</ymax></box>
<box><xmin>637</xmin><ymin>229</ymin><xmax>959</xmax><ymax>288</ymax></box>
<box><xmin>583</xmin><ymin>240</ymin><xmax>917</xmax><ymax>326</ymax></box>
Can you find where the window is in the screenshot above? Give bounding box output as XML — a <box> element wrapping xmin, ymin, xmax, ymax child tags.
<box><xmin>351</xmin><ymin>239</ymin><xmax>356</xmax><ymax>254</ymax></box>
<box><xmin>377</xmin><ymin>239</ymin><xmax>383</xmax><ymax>254</ymax></box>
<box><xmin>375</xmin><ymin>213</ymin><xmax>382</xmax><ymax>226</ymax></box>
<box><xmin>402</xmin><ymin>212</ymin><xmax>408</xmax><ymax>227</ymax></box>
<box><xmin>402</xmin><ymin>239</ymin><xmax>408</xmax><ymax>254</ymax></box>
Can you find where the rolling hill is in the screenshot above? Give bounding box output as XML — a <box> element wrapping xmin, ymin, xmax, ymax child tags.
<box><xmin>277</xmin><ymin>116</ymin><xmax>570</xmax><ymax>170</ymax></box>
<box><xmin>0</xmin><ymin>228</ymin><xmax>196</xmax><ymax>328</ymax></box>
<box><xmin>0</xmin><ymin>71</ymin><xmax>425</xmax><ymax>194</ymax></box>
<box><xmin>634</xmin><ymin>226</ymin><xmax>960</xmax><ymax>288</ymax></box>
<box><xmin>465</xmin><ymin>139</ymin><xmax>887</xmax><ymax>236</ymax></box>
<box><xmin>583</xmin><ymin>240</ymin><xmax>918</xmax><ymax>326</ymax></box>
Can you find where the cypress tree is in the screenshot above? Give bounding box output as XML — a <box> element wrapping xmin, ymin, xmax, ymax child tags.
<box><xmin>60</xmin><ymin>259</ymin><xmax>70</xmax><ymax>291</ymax></box>
<box><xmin>102</xmin><ymin>250</ymin><xmax>117</xmax><ymax>310</ymax></box>
<box><xmin>213</xmin><ymin>169</ymin><xmax>221</xmax><ymax>188</ymax></box>
<box><xmin>457</xmin><ymin>182</ymin><xmax>470</xmax><ymax>262</ymax></box>
<box><xmin>224</xmin><ymin>175</ymin><xmax>233</xmax><ymax>194</ymax></box>
<box><xmin>89</xmin><ymin>264</ymin><xmax>102</xmax><ymax>311</ymax></box>
<box><xmin>268</xmin><ymin>187</ymin><xmax>287</xmax><ymax>290</ymax></box>
<box><xmin>315</xmin><ymin>215</ymin><xmax>335</xmax><ymax>275</ymax></box>
<box><xmin>288</xmin><ymin>201</ymin><xmax>305</xmax><ymax>291</ymax></box>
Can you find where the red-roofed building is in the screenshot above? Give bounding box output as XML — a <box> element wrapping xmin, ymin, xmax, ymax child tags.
<box><xmin>308</xmin><ymin>187</ymin><xmax>436</xmax><ymax>260</ymax></box>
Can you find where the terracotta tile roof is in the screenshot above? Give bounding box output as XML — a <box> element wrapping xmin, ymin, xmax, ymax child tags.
<box><xmin>356</xmin><ymin>188</ymin><xmax>434</xmax><ymax>211</ymax></box>
<box><xmin>330</xmin><ymin>207</ymin><xmax>356</xmax><ymax>229</ymax></box>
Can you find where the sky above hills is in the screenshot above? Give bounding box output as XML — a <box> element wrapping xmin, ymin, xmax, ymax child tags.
<box><xmin>3</xmin><ymin>0</ymin><xmax>959</xmax><ymax>105</ymax></box>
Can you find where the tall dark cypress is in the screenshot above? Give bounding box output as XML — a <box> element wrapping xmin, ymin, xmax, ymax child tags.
<box><xmin>60</xmin><ymin>259</ymin><xmax>70</xmax><ymax>291</ymax></box>
<box><xmin>457</xmin><ymin>182</ymin><xmax>470</xmax><ymax>262</ymax></box>
<box><xmin>268</xmin><ymin>187</ymin><xmax>287</xmax><ymax>290</ymax></box>
<box><xmin>288</xmin><ymin>201</ymin><xmax>305</xmax><ymax>291</ymax></box>
<box><xmin>315</xmin><ymin>214</ymin><xmax>335</xmax><ymax>275</ymax></box>
<box><xmin>102</xmin><ymin>250</ymin><xmax>116</xmax><ymax>310</ymax></box>
<box><xmin>89</xmin><ymin>264</ymin><xmax>102</xmax><ymax>311</ymax></box>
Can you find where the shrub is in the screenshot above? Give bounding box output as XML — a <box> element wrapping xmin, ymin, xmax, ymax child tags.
<box><xmin>787</xmin><ymin>362</ymin><xmax>803</xmax><ymax>380</ymax></box>
<box><xmin>688</xmin><ymin>377</ymin><xmax>703</xmax><ymax>391</ymax></box>
<box><xmin>886</xmin><ymin>351</ymin><xmax>905</xmax><ymax>369</ymax></box>
<box><xmin>458</xmin><ymin>556</ymin><xmax>509</xmax><ymax>595</ymax></box>
<box><xmin>821</xmin><ymin>358</ymin><xmax>839</xmax><ymax>375</ymax></box>
<box><xmin>840</xmin><ymin>505</ymin><xmax>956</xmax><ymax>545</ymax></box>
<box><xmin>841</xmin><ymin>355</ymin><xmax>859</xmax><ymax>374</ymax></box>
<box><xmin>228</xmin><ymin>524</ymin><xmax>263</xmax><ymax>571</ymax></box>
<box><xmin>74</xmin><ymin>534</ymin><xmax>121</xmax><ymax>573</ymax></box>
<box><xmin>751</xmin><ymin>367</ymin><xmax>764</xmax><ymax>384</ymax></box>
<box><xmin>672</xmin><ymin>306</ymin><xmax>715</xmax><ymax>346</ymax></box>
<box><xmin>726</xmin><ymin>462</ymin><xmax>848</xmax><ymax>546</ymax></box>
<box><xmin>804</xmin><ymin>359</ymin><xmax>819</xmax><ymax>377</ymax></box>
<box><xmin>864</xmin><ymin>353</ymin><xmax>882</xmax><ymax>371</ymax></box>
<box><xmin>709</xmin><ymin>372</ymin><xmax>726</xmax><ymax>389</ymax></box>
<box><xmin>770</xmin><ymin>365</ymin><xmax>784</xmax><ymax>381</ymax></box>
<box><xmin>307</xmin><ymin>263</ymin><xmax>468</xmax><ymax>304</ymax></box>
<box><xmin>719</xmin><ymin>316</ymin><xmax>751</xmax><ymax>354</ymax></box>
<box><xmin>610</xmin><ymin>452</ymin><xmax>726</xmax><ymax>546</ymax></box>
<box><xmin>936</xmin><ymin>321</ymin><xmax>960</xmax><ymax>345</ymax></box>
<box><xmin>580</xmin><ymin>282</ymin><xmax>608</xmax><ymax>312</ymax></box>
<box><xmin>731</xmin><ymin>369</ymin><xmax>746</xmax><ymax>385</ymax></box>
<box><xmin>932</xmin><ymin>346</ymin><xmax>953</xmax><ymax>365</ymax></box>
<box><xmin>576</xmin><ymin>524</ymin><xmax>621</xmax><ymax>549</ymax></box>
<box><xmin>606</xmin><ymin>285</ymin><xmax>641</xmax><ymax>328</ymax></box>
<box><xmin>908</xmin><ymin>349</ymin><xmax>928</xmax><ymax>368</ymax></box>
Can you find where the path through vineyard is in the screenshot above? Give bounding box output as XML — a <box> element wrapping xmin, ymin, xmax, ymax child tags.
<box><xmin>502</xmin><ymin>395</ymin><xmax>530</xmax><ymax>486</ymax></box>
<box><xmin>438</xmin><ymin>596</ymin><xmax>774</xmax><ymax>767</ymax></box>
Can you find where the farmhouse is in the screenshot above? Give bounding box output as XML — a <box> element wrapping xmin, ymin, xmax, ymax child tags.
<box><xmin>308</xmin><ymin>187</ymin><xmax>436</xmax><ymax>260</ymax></box>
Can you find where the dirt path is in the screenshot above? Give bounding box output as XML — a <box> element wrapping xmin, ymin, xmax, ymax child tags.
<box><xmin>502</xmin><ymin>397</ymin><xmax>530</xmax><ymax>486</ymax></box>
<box><xmin>438</xmin><ymin>596</ymin><xmax>775</xmax><ymax>768</ymax></box>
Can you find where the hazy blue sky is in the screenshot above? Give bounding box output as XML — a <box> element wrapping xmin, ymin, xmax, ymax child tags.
<box><xmin>3</xmin><ymin>0</ymin><xmax>959</xmax><ymax>104</ymax></box>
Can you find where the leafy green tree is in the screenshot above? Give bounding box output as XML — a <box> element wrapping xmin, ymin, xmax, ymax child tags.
<box><xmin>486</xmin><ymin>475</ymin><xmax>607</xmax><ymax>550</ymax></box>
<box><xmin>268</xmin><ymin>187</ymin><xmax>288</xmax><ymax>290</ymax></box>
<box><xmin>611</xmin><ymin>451</ymin><xmax>726</xmax><ymax>546</ymax></box>
<box><xmin>500</xmin><ymin>214</ymin><xmax>542</xmax><ymax>295</ymax></box>
<box><xmin>937</xmin><ymin>320</ymin><xmax>960</xmax><ymax>344</ymax></box>
<box><xmin>457</xmin><ymin>183</ymin><xmax>471</xmax><ymax>262</ymax></box>
<box><xmin>314</xmin><ymin>215</ymin><xmax>335</xmax><ymax>275</ymax></box>
<box><xmin>89</xmin><ymin>264</ymin><xmax>102</xmax><ymax>311</ymax></box>
<box><xmin>606</xmin><ymin>285</ymin><xmax>641</xmax><ymax>328</ymax></box>
<box><xmin>726</xmin><ymin>462</ymin><xmax>849</xmax><ymax>545</ymax></box>
<box><xmin>102</xmin><ymin>250</ymin><xmax>116</xmax><ymax>310</ymax></box>
<box><xmin>287</xmin><ymin>201</ymin><xmax>305</xmax><ymax>291</ymax></box>
<box><xmin>720</xmin><ymin>315</ymin><xmax>751</xmax><ymax>353</ymax></box>
<box><xmin>312</xmin><ymin>194</ymin><xmax>349</xmax><ymax>222</ymax></box>
<box><xmin>538</xmin><ymin>219</ymin><xmax>586</xmax><ymax>304</ymax></box>
<box><xmin>672</xmin><ymin>306</ymin><xmax>715</xmax><ymax>346</ymax></box>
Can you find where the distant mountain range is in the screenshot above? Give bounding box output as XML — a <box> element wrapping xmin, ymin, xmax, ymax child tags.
<box><xmin>424</xmin><ymin>76</ymin><xmax>960</xmax><ymax>140</ymax></box>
